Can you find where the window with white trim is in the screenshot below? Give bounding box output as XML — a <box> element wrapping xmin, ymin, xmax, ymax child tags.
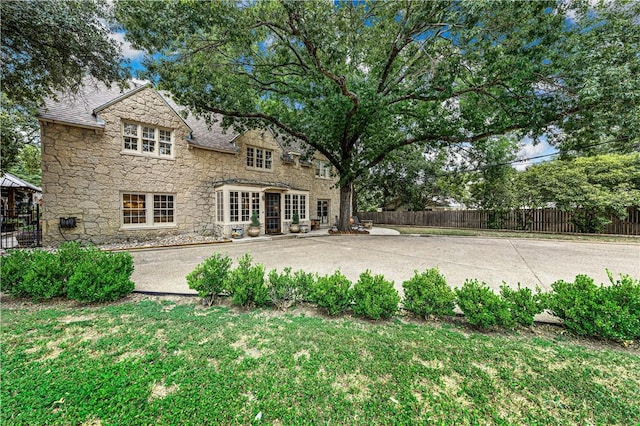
<box><xmin>284</xmin><ymin>194</ymin><xmax>307</xmax><ymax>220</ymax></box>
<box><xmin>122</xmin><ymin>193</ymin><xmax>175</xmax><ymax>227</ymax></box>
<box><xmin>246</xmin><ymin>146</ymin><xmax>273</xmax><ymax>170</ymax></box>
<box><xmin>122</xmin><ymin>121</ymin><xmax>173</xmax><ymax>158</ymax></box>
<box><xmin>315</xmin><ymin>160</ymin><xmax>332</xmax><ymax>179</ymax></box>
<box><xmin>229</xmin><ymin>191</ymin><xmax>260</xmax><ymax>223</ymax></box>
<box><xmin>216</xmin><ymin>191</ymin><xmax>224</xmax><ymax>222</ymax></box>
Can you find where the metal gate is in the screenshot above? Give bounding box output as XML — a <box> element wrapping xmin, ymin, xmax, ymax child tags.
<box><xmin>1</xmin><ymin>205</ymin><xmax>42</xmax><ymax>249</ymax></box>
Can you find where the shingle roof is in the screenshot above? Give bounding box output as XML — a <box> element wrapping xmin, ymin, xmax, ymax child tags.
<box><xmin>38</xmin><ymin>79</ymin><xmax>241</xmax><ymax>153</ymax></box>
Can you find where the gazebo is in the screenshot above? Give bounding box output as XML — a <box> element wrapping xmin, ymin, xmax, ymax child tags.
<box><xmin>1</xmin><ymin>173</ymin><xmax>42</xmax><ymax>240</ymax></box>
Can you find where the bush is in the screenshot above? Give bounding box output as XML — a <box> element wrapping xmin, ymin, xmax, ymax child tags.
<box><xmin>351</xmin><ymin>270</ymin><xmax>399</xmax><ymax>320</ymax></box>
<box><xmin>292</xmin><ymin>269</ymin><xmax>315</xmax><ymax>302</ymax></box>
<box><xmin>268</xmin><ymin>267</ymin><xmax>312</xmax><ymax>310</ymax></box>
<box><xmin>402</xmin><ymin>268</ymin><xmax>455</xmax><ymax>318</ymax></box>
<box><xmin>186</xmin><ymin>253</ymin><xmax>233</xmax><ymax>305</ymax></box>
<box><xmin>226</xmin><ymin>254</ymin><xmax>269</xmax><ymax>308</ymax></box>
<box><xmin>311</xmin><ymin>270</ymin><xmax>352</xmax><ymax>316</ymax></box>
<box><xmin>67</xmin><ymin>252</ymin><xmax>135</xmax><ymax>302</ymax></box>
<box><xmin>545</xmin><ymin>273</ymin><xmax>640</xmax><ymax>341</ymax></box>
<box><xmin>57</xmin><ymin>241</ymin><xmax>100</xmax><ymax>281</ymax></box>
<box><xmin>455</xmin><ymin>279</ymin><xmax>512</xmax><ymax>329</ymax></box>
<box><xmin>500</xmin><ymin>283</ymin><xmax>543</xmax><ymax>327</ymax></box>
<box><xmin>0</xmin><ymin>249</ymin><xmax>34</xmax><ymax>296</ymax></box>
<box><xmin>19</xmin><ymin>250</ymin><xmax>66</xmax><ymax>301</ymax></box>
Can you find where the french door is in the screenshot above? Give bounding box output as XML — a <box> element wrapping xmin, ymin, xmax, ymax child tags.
<box><xmin>265</xmin><ymin>193</ymin><xmax>281</xmax><ymax>234</ymax></box>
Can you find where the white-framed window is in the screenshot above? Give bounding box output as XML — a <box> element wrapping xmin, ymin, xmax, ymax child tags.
<box><xmin>284</xmin><ymin>193</ymin><xmax>307</xmax><ymax>220</ymax></box>
<box><xmin>315</xmin><ymin>160</ymin><xmax>332</xmax><ymax>179</ymax></box>
<box><xmin>122</xmin><ymin>192</ymin><xmax>175</xmax><ymax>227</ymax></box>
<box><xmin>216</xmin><ymin>191</ymin><xmax>224</xmax><ymax>222</ymax></box>
<box><xmin>246</xmin><ymin>146</ymin><xmax>273</xmax><ymax>170</ymax></box>
<box><xmin>229</xmin><ymin>191</ymin><xmax>260</xmax><ymax>223</ymax></box>
<box><xmin>122</xmin><ymin>121</ymin><xmax>173</xmax><ymax>158</ymax></box>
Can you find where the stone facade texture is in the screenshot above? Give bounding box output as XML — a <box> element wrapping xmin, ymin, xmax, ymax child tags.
<box><xmin>40</xmin><ymin>87</ymin><xmax>339</xmax><ymax>245</ymax></box>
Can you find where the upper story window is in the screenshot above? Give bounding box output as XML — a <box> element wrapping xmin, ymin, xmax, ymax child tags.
<box><xmin>122</xmin><ymin>121</ymin><xmax>173</xmax><ymax>158</ymax></box>
<box><xmin>246</xmin><ymin>146</ymin><xmax>272</xmax><ymax>171</ymax></box>
<box><xmin>315</xmin><ymin>160</ymin><xmax>332</xmax><ymax>179</ymax></box>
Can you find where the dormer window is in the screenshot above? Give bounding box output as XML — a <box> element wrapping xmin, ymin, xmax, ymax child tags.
<box><xmin>122</xmin><ymin>121</ymin><xmax>173</xmax><ymax>158</ymax></box>
<box><xmin>246</xmin><ymin>146</ymin><xmax>273</xmax><ymax>171</ymax></box>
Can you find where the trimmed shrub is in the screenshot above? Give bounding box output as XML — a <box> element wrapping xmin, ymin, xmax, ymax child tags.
<box><xmin>268</xmin><ymin>267</ymin><xmax>311</xmax><ymax>310</ymax></box>
<box><xmin>186</xmin><ymin>253</ymin><xmax>233</xmax><ymax>305</ymax></box>
<box><xmin>351</xmin><ymin>270</ymin><xmax>399</xmax><ymax>320</ymax></box>
<box><xmin>455</xmin><ymin>279</ymin><xmax>513</xmax><ymax>329</ymax></box>
<box><xmin>311</xmin><ymin>270</ymin><xmax>352</xmax><ymax>316</ymax></box>
<box><xmin>500</xmin><ymin>283</ymin><xmax>543</xmax><ymax>327</ymax></box>
<box><xmin>226</xmin><ymin>254</ymin><xmax>269</xmax><ymax>308</ymax></box>
<box><xmin>67</xmin><ymin>252</ymin><xmax>135</xmax><ymax>302</ymax></box>
<box><xmin>545</xmin><ymin>273</ymin><xmax>640</xmax><ymax>341</ymax></box>
<box><xmin>0</xmin><ymin>249</ymin><xmax>34</xmax><ymax>296</ymax></box>
<box><xmin>402</xmin><ymin>268</ymin><xmax>456</xmax><ymax>318</ymax></box>
<box><xmin>57</xmin><ymin>241</ymin><xmax>100</xmax><ymax>281</ymax></box>
<box><xmin>292</xmin><ymin>269</ymin><xmax>315</xmax><ymax>302</ymax></box>
<box><xmin>19</xmin><ymin>250</ymin><xmax>66</xmax><ymax>301</ymax></box>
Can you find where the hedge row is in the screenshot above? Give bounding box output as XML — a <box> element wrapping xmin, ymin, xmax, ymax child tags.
<box><xmin>1</xmin><ymin>242</ymin><xmax>135</xmax><ymax>303</ymax></box>
<box><xmin>188</xmin><ymin>253</ymin><xmax>640</xmax><ymax>342</ymax></box>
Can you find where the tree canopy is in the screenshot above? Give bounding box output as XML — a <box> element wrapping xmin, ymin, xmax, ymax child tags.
<box><xmin>516</xmin><ymin>153</ymin><xmax>640</xmax><ymax>232</ymax></box>
<box><xmin>0</xmin><ymin>0</ymin><xmax>127</xmax><ymax>174</ymax></box>
<box><xmin>116</xmin><ymin>0</ymin><xmax>640</xmax><ymax>229</ymax></box>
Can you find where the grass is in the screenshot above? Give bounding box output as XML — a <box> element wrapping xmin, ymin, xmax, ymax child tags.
<box><xmin>2</xmin><ymin>298</ymin><xmax>639</xmax><ymax>425</ymax></box>
<box><xmin>382</xmin><ymin>225</ymin><xmax>640</xmax><ymax>243</ymax></box>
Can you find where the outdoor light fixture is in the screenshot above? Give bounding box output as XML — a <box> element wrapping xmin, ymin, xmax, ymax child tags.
<box><xmin>59</xmin><ymin>217</ymin><xmax>77</xmax><ymax>228</ymax></box>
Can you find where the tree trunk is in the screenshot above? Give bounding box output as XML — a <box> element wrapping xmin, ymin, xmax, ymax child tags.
<box><xmin>351</xmin><ymin>182</ymin><xmax>358</xmax><ymax>219</ymax></box>
<box><xmin>338</xmin><ymin>183</ymin><xmax>352</xmax><ymax>231</ymax></box>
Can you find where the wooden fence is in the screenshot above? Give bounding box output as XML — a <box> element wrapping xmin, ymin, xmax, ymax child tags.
<box><xmin>357</xmin><ymin>207</ymin><xmax>640</xmax><ymax>236</ymax></box>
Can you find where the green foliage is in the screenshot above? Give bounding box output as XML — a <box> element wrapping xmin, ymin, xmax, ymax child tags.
<box><xmin>186</xmin><ymin>253</ymin><xmax>233</xmax><ymax>305</ymax></box>
<box><xmin>402</xmin><ymin>268</ymin><xmax>456</xmax><ymax>318</ymax></box>
<box><xmin>67</xmin><ymin>252</ymin><xmax>135</xmax><ymax>303</ymax></box>
<box><xmin>544</xmin><ymin>273</ymin><xmax>640</xmax><ymax>341</ymax></box>
<box><xmin>292</xmin><ymin>212</ymin><xmax>300</xmax><ymax>225</ymax></box>
<box><xmin>351</xmin><ymin>270</ymin><xmax>399</xmax><ymax>320</ymax></box>
<box><xmin>500</xmin><ymin>283</ymin><xmax>543</xmax><ymax>327</ymax></box>
<box><xmin>115</xmin><ymin>0</ymin><xmax>640</xmax><ymax>229</ymax></box>
<box><xmin>311</xmin><ymin>270</ymin><xmax>352</xmax><ymax>316</ymax></box>
<box><xmin>0</xmin><ymin>249</ymin><xmax>34</xmax><ymax>296</ymax></box>
<box><xmin>250</xmin><ymin>210</ymin><xmax>260</xmax><ymax>227</ymax></box>
<box><xmin>57</xmin><ymin>242</ymin><xmax>100</xmax><ymax>281</ymax></box>
<box><xmin>516</xmin><ymin>153</ymin><xmax>640</xmax><ymax>233</ymax></box>
<box><xmin>1</xmin><ymin>0</ymin><xmax>125</xmax><ymax>108</ymax></box>
<box><xmin>1</xmin><ymin>244</ymin><xmax>134</xmax><ymax>303</ymax></box>
<box><xmin>19</xmin><ymin>250</ymin><xmax>66</xmax><ymax>302</ymax></box>
<box><xmin>226</xmin><ymin>254</ymin><xmax>269</xmax><ymax>308</ymax></box>
<box><xmin>268</xmin><ymin>267</ymin><xmax>301</xmax><ymax>310</ymax></box>
<box><xmin>455</xmin><ymin>279</ymin><xmax>513</xmax><ymax>329</ymax></box>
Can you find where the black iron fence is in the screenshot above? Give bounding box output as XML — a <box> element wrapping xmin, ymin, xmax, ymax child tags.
<box><xmin>1</xmin><ymin>205</ymin><xmax>42</xmax><ymax>249</ymax></box>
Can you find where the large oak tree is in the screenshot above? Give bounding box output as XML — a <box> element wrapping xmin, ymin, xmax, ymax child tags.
<box><xmin>1</xmin><ymin>0</ymin><xmax>127</xmax><ymax>173</ymax></box>
<box><xmin>116</xmin><ymin>0</ymin><xmax>639</xmax><ymax>230</ymax></box>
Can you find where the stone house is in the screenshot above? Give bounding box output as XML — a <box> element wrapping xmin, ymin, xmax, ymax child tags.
<box><xmin>38</xmin><ymin>81</ymin><xmax>339</xmax><ymax>246</ymax></box>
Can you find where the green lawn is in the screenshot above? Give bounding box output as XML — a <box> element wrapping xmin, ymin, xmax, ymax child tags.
<box><xmin>382</xmin><ymin>225</ymin><xmax>640</xmax><ymax>243</ymax></box>
<box><xmin>2</xmin><ymin>298</ymin><xmax>639</xmax><ymax>425</ymax></box>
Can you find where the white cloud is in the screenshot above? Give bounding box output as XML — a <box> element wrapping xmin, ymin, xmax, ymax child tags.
<box><xmin>110</xmin><ymin>31</ymin><xmax>146</xmax><ymax>61</ymax></box>
<box><xmin>513</xmin><ymin>137</ymin><xmax>557</xmax><ymax>171</ymax></box>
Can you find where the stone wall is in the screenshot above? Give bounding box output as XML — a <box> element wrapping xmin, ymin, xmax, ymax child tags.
<box><xmin>40</xmin><ymin>87</ymin><xmax>339</xmax><ymax>245</ymax></box>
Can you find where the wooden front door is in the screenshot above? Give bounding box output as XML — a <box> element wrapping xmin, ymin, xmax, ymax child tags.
<box><xmin>265</xmin><ymin>193</ymin><xmax>281</xmax><ymax>234</ymax></box>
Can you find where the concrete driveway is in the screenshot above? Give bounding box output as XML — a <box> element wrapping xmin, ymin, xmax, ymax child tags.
<box><xmin>130</xmin><ymin>232</ymin><xmax>640</xmax><ymax>295</ymax></box>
